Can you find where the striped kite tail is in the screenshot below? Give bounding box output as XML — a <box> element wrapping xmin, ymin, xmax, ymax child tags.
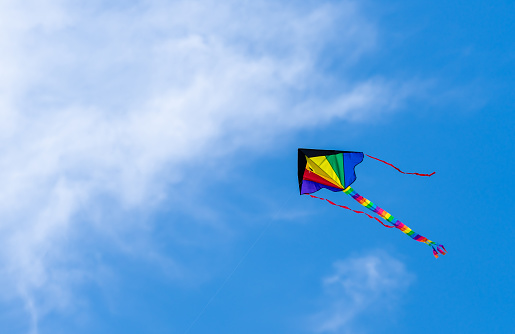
<box><xmin>343</xmin><ymin>186</ymin><xmax>446</xmax><ymax>258</ymax></box>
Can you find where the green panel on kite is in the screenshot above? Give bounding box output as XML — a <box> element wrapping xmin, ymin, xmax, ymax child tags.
<box><xmin>326</xmin><ymin>153</ymin><xmax>344</xmax><ymax>187</ymax></box>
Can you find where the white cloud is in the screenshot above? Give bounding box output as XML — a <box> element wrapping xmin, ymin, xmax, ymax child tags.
<box><xmin>0</xmin><ymin>0</ymin><xmax>411</xmax><ymax>330</ymax></box>
<box><xmin>310</xmin><ymin>251</ymin><xmax>414</xmax><ymax>334</ymax></box>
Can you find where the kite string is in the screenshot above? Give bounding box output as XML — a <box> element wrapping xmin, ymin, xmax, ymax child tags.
<box><xmin>365</xmin><ymin>154</ymin><xmax>435</xmax><ymax>177</ymax></box>
<box><xmin>183</xmin><ymin>194</ymin><xmax>293</xmax><ymax>334</ymax></box>
<box><xmin>308</xmin><ymin>194</ymin><xmax>394</xmax><ymax>228</ymax></box>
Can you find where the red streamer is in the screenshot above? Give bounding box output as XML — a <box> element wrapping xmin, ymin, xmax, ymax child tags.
<box><xmin>309</xmin><ymin>195</ymin><xmax>394</xmax><ymax>228</ymax></box>
<box><xmin>366</xmin><ymin>154</ymin><xmax>435</xmax><ymax>177</ymax></box>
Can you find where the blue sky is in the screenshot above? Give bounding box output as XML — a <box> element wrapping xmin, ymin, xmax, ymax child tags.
<box><xmin>0</xmin><ymin>0</ymin><xmax>514</xmax><ymax>333</ymax></box>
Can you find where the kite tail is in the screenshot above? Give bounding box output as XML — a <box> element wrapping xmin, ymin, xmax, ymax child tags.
<box><xmin>343</xmin><ymin>186</ymin><xmax>446</xmax><ymax>258</ymax></box>
<box><xmin>366</xmin><ymin>154</ymin><xmax>435</xmax><ymax>177</ymax></box>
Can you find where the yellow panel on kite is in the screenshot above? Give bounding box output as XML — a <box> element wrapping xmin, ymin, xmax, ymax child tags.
<box><xmin>308</xmin><ymin>156</ymin><xmax>343</xmax><ymax>187</ymax></box>
<box><xmin>305</xmin><ymin>158</ymin><xmax>342</xmax><ymax>189</ymax></box>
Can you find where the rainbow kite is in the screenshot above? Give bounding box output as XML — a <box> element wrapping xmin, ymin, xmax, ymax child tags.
<box><xmin>298</xmin><ymin>148</ymin><xmax>446</xmax><ymax>258</ymax></box>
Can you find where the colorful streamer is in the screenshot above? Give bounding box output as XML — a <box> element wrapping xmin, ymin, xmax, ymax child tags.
<box><xmin>309</xmin><ymin>194</ymin><xmax>394</xmax><ymax>228</ymax></box>
<box><xmin>343</xmin><ymin>185</ymin><xmax>446</xmax><ymax>258</ymax></box>
<box><xmin>365</xmin><ymin>154</ymin><xmax>436</xmax><ymax>177</ymax></box>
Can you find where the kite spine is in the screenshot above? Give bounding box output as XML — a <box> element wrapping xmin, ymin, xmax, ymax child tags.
<box><xmin>343</xmin><ymin>186</ymin><xmax>446</xmax><ymax>258</ymax></box>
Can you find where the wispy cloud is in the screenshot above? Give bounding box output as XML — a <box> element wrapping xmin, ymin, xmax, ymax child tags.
<box><xmin>310</xmin><ymin>251</ymin><xmax>414</xmax><ymax>334</ymax></box>
<box><xmin>0</xmin><ymin>0</ymin><xmax>412</xmax><ymax>330</ymax></box>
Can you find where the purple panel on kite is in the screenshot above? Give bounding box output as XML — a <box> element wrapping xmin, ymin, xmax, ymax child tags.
<box><xmin>301</xmin><ymin>180</ymin><xmax>342</xmax><ymax>194</ymax></box>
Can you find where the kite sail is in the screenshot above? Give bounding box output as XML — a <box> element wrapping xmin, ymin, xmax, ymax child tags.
<box><xmin>298</xmin><ymin>148</ymin><xmax>446</xmax><ymax>258</ymax></box>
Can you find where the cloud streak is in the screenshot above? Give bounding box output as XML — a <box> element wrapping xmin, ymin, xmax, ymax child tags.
<box><xmin>310</xmin><ymin>251</ymin><xmax>414</xmax><ymax>334</ymax></box>
<box><xmin>0</xmin><ymin>0</ymin><xmax>412</xmax><ymax>330</ymax></box>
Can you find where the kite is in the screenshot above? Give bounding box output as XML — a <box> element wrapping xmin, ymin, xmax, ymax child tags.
<box><xmin>298</xmin><ymin>148</ymin><xmax>446</xmax><ymax>258</ymax></box>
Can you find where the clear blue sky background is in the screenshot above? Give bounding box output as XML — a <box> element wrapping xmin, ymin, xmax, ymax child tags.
<box><xmin>0</xmin><ymin>1</ymin><xmax>513</xmax><ymax>333</ymax></box>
